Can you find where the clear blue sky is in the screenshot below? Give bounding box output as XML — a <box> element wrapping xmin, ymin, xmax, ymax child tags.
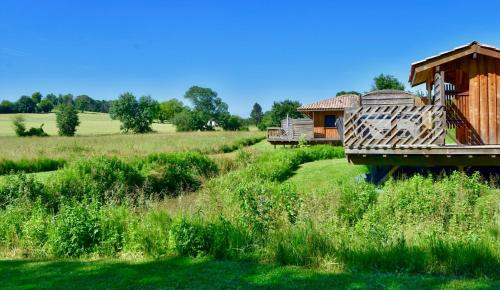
<box><xmin>1</xmin><ymin>0</ymin><xmax>499</xmax><ymax>116</ymax></box>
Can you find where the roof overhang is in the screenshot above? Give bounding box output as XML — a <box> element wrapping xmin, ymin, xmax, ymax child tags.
<box><xmin>409</xmin><ymin>41</ymin><xmax>500</xmax><ymax>87</ymax></box>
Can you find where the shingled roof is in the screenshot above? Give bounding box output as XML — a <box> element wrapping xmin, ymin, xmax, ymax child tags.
<box><xmin>297</xmin><ymin>94</ymin><xmax>360</xmax><ymax>112</ymax></box>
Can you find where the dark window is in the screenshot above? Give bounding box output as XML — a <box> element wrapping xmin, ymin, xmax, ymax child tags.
<box><xmin>325</xmin><ymin>115</ymin><xmax>336</xmax><ymax>128</ymax></box>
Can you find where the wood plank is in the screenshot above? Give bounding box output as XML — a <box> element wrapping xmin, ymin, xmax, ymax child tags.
<box><xmin>479</xmin><ymin>55</ymin><xmax>489</xmax><ymax>143</ymax></box>
<box><xmin>487</xmin><ymin>58</ymin><xmax>497</xmax><ymax>144</ymax></box>
<box><xmin>469</xmin><ymin>57</ymin><xmax>480</xmax><ymax>139</ymax></box>
<box><xmin>497</xmin><ymin>59</ymin><xmax>500</xmax><ymax>144</ymax></box>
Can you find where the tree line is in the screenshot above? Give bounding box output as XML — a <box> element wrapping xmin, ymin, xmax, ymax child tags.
<box><xmin>0</xmin><ymin>92</ymin><xmax>112</xmax><ymax>114</ymax></box>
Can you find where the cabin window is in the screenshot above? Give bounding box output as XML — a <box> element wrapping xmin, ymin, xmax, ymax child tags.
<box><xmin>325</xmin><ymin>115</ymin><xmax>336</xmax><ymax>128</ymax></box>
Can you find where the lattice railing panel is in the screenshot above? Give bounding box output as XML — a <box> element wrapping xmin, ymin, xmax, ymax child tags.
<box><xmin>344</xmin><ymin>105</ymin><xmax>446</xmax><ymax>149</ymax></box>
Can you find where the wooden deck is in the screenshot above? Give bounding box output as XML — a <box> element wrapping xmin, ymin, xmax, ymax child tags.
<box><xmin>346</xmin><ymin>145</ymin><xmax>500</xmax><ymax>166</ymax></box>
<box><xmin>267</xmin><ymin>117</ymin><xmax>342</xmax><ymax>145</ymax></box>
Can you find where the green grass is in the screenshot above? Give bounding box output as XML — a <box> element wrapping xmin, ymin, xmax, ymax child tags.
<box><xmin>0</xmin><ymin>257</ymin><xmax>495</xmax><ymax>290</ymax></box>
<box><xmin>0</xmin><ymin>130</ymin><xmax>265</xmax><ymax>160</ymax></box>
<box><xmin>288</xmin><ymin>158</ymin><xmax>368</xmax><ymax>195</ymax></box>
<box><xmin>0</xmin><ymin>112</ymin><xmax>176</xmax><ymax>137</ymax></box>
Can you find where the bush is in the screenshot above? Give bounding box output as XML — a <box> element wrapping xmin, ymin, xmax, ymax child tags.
<box><xmin>48</xmin><ymin>202</ymin><xmax>101</xmax><ymax>257</ymax></box>
<box><xmin>0</xmin><ymin>173</ymin><xmax>50</xmax><ymax>208</ymax></box>
<box><xmin>11</xmin><ymin>115</ymin><xmax>48</xmax><ymax>137</ymax></box>
<box><xmin>170</xmin><ymin>218</ymin><xmax>211</xmax><ymax>256</ymax></box>
<box><xmin>125</xmin><ymin>209</ymin><xmax>171</xmax><ymax>257</ymax></box>
<box><xmin>50</xmin><ymin>157</ymin><xmax>143</xmax><ymax>203</ymax></box>
<box><xmin>56</xmin><ymin>104</ymin><xmax>80</xmax><ymax>136</ymax></box>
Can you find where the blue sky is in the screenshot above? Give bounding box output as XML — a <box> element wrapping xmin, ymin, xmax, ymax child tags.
<box><xmin>1</xmin><ymin>0</ymin><xmax>499</xmax><ymax>116</ymax></box>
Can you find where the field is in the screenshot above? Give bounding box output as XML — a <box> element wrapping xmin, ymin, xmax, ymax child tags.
<box><xmin>0</xmin><ymin>132</ymin><xmax>498</xmax><ymax>288</ymax></box>
<box><xmin>0</xmin><ymin>112</ymin><xmax>175</xmax><ymax>136</ymax></box>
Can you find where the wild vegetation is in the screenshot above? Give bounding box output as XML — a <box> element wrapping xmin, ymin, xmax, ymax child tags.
<box><xmin>0</xmin><ymin>143</ymin><xmax>497</xmax><ymax>284</ymax></box>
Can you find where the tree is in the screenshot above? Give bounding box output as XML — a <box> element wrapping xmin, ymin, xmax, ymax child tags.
<box><xmin>110</xmin><ymin>92</ymin><xmax>159</xmax><ymax>133</ymax></box>
<box><xmin>56</xmin><ymin>104</ymin><xmax>80</xmax><ymax>136</ymax></box>
<box><xmin>31</xmin><ymin>92</ymin><xmax>43</xmax><ymax>104</ymax></box>
<box><xmin>0</xmin><ymin>100</ymin><xmax>15</xmax><ymax>113</ymax></box>
<box><xmin>257</xmin><ymin>100</ymin><xmax>303</xmax><ymax>131</ymax></box>
<box><xmin>158</xmin><ymin>99</ymin><xmax>187</xmax><ymax>123</ymax></box>
<box><xmin>16</xmin><ymin>96</ymin><xmax>37</xmax><ymax>113</ymax></box>
<box><xmin>336</xmin><ymin>91</ymin><xmax>361</xmax><ymax>96</ymax></box>
<box><xmin>221</xmin><ymin>115</ymin><xmax>247</xmax><ymax>131</ymax></box>
<box><xmin>58</xmin><ymin>94</ymin><xmax>74</xmax><ymax>105</ymax></box>
<box><xmin>372</xmin><ymin>74</ymin><xmax>405</xmax><ymax>91</ymax></box>
<box><xmin>37</xmin><ymin>98</ymin><xmax>54</xmax><ymax>113</ymax></box>
<box><xmin>184</xmin><ymin>86</ymin><xmax>229</xmax><ymax>130</ymax></box>
<box><xmin>75</xmin><ymin>95</ymin><xmax>94</xmax><ymax>112</ymax></box>
<box><xmin>250</xmin><ymin>102</ymin><xmax>263</xmax><ymax>125</ymax></box>
<box><xmin>171</xmin><ymin>110</ymin><xmax>205</xmax><ymax>132</ymax></box>
<box><xmin>12</xmin><ymin>115</ymin><xmax>48</xmax><ymax>137</ymax></box>
<box><xmin>45</xmin><ymin>93</ymin><xmax>58</xmax><ymax>106</ymax></box>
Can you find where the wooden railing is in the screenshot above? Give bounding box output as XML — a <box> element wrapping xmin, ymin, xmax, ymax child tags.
<box><xmin>344</xmin><ymin>105</ymin><xmax>446</xmax><ymax>149</ymax></box>
<box><xmin>313</xmin><ymin>127</ymin><xmax>340</xmax><ymax>139</ymax></box>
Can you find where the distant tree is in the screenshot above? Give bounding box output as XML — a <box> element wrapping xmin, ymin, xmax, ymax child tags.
<box><xmin>31</xmin><ymin>92</ymin><xmax>43</xmax><ymax>104</ymax></box>
<box><xmin>56</xmin><ymin>104</ymin><xmax>80</xmax><ymax>136</ymax></box>
<box><xmin>250</xmin><ymin>102</ymin><xmax>263</xmax><ymax>125</ymax></box>
<box><xmin>257</xmin><ymin>100</ymin><xmax>303</xmax><ymax>131</ymax></box>
<box><xmin>171</xmin><ymin>110</ymin><xmax>203</xmax><ymax>132</ymax></box>
<box><xmin>58</xmin><ymin>94</ymin><xmax>74</xmax><ymax>105</ymax></box>
<box><xmin>37</xmin><ymin>98</ymin><xmax>54</xmax><ymax>113</ymax></box>
<box><xmin>75</xmin><ymin>95</ymin><xmax>94</xmax><ymax>112</ymax></box>
<box><xmin>158</xmin><ymin>99</ymin><xmax>187</xmax><ymax>123</ymax></box>
<box><xmin>221</xmin><ymin>115</ymin><xmax>248</xmax><ymax>131</ymax></box>
<box><xmin>372</xmin><ymin>74</ymin><xmax>405</xmax><ymax>91</ymax></box>
<box><xmin>16</xmin><ymin>96</ymin><xmax>37</xmax><ymax>113</ymax></box>
<box><xmin>336</xmin><ymin>91</ymin><xmax>361</xmax><ymax>96</ymax></box>
<box><xmin>0</xmin><ymin>100</ymin><xmax>15</xmax><ymax>113</ymax></box>
<box><xmin>184</xmin><ymin>86</ymin><xmax>229</xmax><ymax>130</ymax></box>
<box><xmin>110</xmin><ymin>92</ymin><xmax>159</xmax><ymax>133</ymax></box>
<box><xmin>45</xmin><ymin>93</ymin><xmax>58</xmax><ymax>106</ymax></box>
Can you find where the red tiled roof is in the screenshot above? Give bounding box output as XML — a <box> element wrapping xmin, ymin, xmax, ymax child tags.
<box><xmin>297</xmin><ymin>94</ymin><xmax>359</xmax><ymax>111</ymax></box>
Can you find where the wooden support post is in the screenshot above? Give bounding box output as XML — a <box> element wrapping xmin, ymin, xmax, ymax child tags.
<box><xmin>379</xmin><ymin>166</ymin><xmax>400</xmax><ymax>184</ymax></box>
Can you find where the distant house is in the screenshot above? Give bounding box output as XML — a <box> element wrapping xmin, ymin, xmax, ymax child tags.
<box><xmin>267</xmin><ymin>94</ymin><xmax>359</xmax><ymax>145</ymax></box>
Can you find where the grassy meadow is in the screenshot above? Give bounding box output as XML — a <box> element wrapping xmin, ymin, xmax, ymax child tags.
<box><xmin>0</xmin><ymin>112</ymin><xmax>175</xmax><ymax>136</ymax></box>
<box><xmin>0</xmin><ymin>114</ymin><xmax>498</xmax><ymax>289</ymax></box>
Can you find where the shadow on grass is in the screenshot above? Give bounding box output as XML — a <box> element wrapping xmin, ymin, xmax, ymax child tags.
<box><xmin>0</xmin><ymin>256</ymin><xmax>496</xmax><ymax>289</ymax></box>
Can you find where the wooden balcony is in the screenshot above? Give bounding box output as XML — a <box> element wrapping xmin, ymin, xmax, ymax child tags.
<box><xmin>267</xmin><ymin>118</ymin><xmax>341</xmax><ymax>145</ymax></box>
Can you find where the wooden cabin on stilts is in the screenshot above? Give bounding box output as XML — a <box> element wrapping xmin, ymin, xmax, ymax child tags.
<box><xmin>343</xmin><ymin>41</ymin><xmax>500</xmax><ymax>181</ymax></box>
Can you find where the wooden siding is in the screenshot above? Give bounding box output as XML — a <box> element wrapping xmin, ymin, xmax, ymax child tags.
<box><xmin>312</xmin><ymin>111</ymin><xmax>342</xmax><ymax>139</ymax></box>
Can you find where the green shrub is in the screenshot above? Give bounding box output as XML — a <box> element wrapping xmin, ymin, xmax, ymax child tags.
<box><xmin>11</xmin><ymin>115</ymin><xmax>48</xmax><ymax>137</ymax></box>
<box><xmin>48</xmin><ymin>201</ymin><xmax>100</xmax><ymax>257</ymax></box>
<box><xmin>125</xmin><ymin>209</ymin><xmax>171</xmax><ymax>257</ymax></box>
<box><xmin>97</xmin><ymin>205</ymin><xmax>130</xmax><ymax>256</ymax></box>
<box><xmin>55</xmin><ymin>104</ymin><xmax>80</xmax><ymax>136</ymax></box>
<box><xmin>0</xmin><ymin>173</ymin><xmax>51</xmax><ymax>208</ymax></box>
<box><xmin>337</xmin><ymin>181</ymin><xmax>376</xmax><ymax>226</ymax></box>
<box><xmin>21</xmin><ymin>202</ymin><xmax>50</xmax><ymax>256</ymax></box>
<box><xmin>170</xmin><ymin>218</ymin><xmax>211</xmax><ymax>256</ymax></box>
<box><xmin>50</xmin><ymin>157</ymin><xmax>143</xmax><ymax>203</ymax></box>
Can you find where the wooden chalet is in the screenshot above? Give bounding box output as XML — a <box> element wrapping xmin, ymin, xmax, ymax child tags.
<box><xmin>267</xmin><ymin>94</ymin><xmax>359</xmax><ymax>145</ymax></box>
<box><xmin>344</xmin><ymin>41</ymin><xmax>500</xmax><ymax>168</ymax></box>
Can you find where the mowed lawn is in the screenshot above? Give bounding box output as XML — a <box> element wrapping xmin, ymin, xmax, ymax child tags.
<box><xmin>0</xmin><ymin>112</ymin><xmax>175</xmax><ymax>136</ymax></box>
<box><xmin>0</xmin><ymin>113</ymin><xmax>264</xmax><ymax>160</ymax></box>
<box><xmin>0</xmin><ymin>257</ymin><xmax>494</xmax><ymax>290</ymax></box>
<box><xmin>288</xmin><ymin>158</ymin><xmax>368</xmax><ymax>195</ymax></box>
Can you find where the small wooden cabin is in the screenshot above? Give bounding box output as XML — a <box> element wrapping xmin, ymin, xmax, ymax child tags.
<box><xmin>344</xmin><ymin>41</ymin><xmax>500</xmax><ymax>168</ymax></box>
<box><xmin>267</xmin><ymin>94</ymin><xmax>359</xmax><ymax>145</ymax></box>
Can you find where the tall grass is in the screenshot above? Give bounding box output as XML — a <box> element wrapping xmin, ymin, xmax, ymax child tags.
<box><xmin>0</xmin><ymin>145</ymin><xmax>498</xmax><ymax>278</ymax></box>
<box><xmin>0</xmin><ymin>158</ymin><xmax>65</xmax><ymax>175</ymax></box>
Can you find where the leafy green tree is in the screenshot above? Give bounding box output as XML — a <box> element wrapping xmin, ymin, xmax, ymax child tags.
<box><xmin>336</xmin><ymin>91</ymin><xmax>361</xmax><ymax>96</ymax></box>
<box><xmin>158</xmin><ymin>99</ymin><xmax>187</xmax><ymax>123</ymax></box>
<box><xmin>56</xmin><ymin>104</ymin><xmax>80</xmax><ymax>136</ymax></box>
<box><xmin>31</xmin><ymin>92</ymin><xmax>43</xmax><ymax>104</ymax></box>
<box><xmin>221</xmin><ymin>115</ymin><xmax>247</xmax><ymax>131</ymax></box>
<box><xmin>250</xmin><ymin>102</ymin><xmax>263</xmax><ymax>125</ymax></box>
<box><xmin>184</xmin><ymin>86</ymin><xmax>229</xmax><ymax>130</ymax></box>
<box><xmin>45</xmin><ymin>93</ymin><xmax>58</xmax><ymax>106</ymax></box>
<box><xmin>110</xmin><ymin>93</ymin><xmax>159</xmax><ymax>133</ymax></box>
<box><xmin>16</xmin><ymin>96</ymin><xmax>37</xmax><ymax>113</ymax></box>
<box><xmin>75</xmin><ymin>95</ymin><xmax>94</xmax><ymax>112</ymax></box>
<box><xmin>372</xmin><ymin>74</ymin><xmax>405</xmax><ymax>91</ymax></box>
<box><xmin>257</xmin><ymin>100</ymin><xmax>302</xmax><ymax>131</ymax></box>
<box><xmin>171</xmin><ymin>110</ymin><xmax>203</xmax><ymax>132</ymax></box>
<box><xmin>58</xmin><ymin>94</ymin><xmax>74</xmax><ymax>105</ymax></box>
<box><xmin>37</xmin><ymin>98</ymin><xmax>54</xmax><ymax>113</ymax></box>
<box><xmin>0</xmin><ymin>100</ymin><xmax>15</xmax><ymax>113</ymax></box>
